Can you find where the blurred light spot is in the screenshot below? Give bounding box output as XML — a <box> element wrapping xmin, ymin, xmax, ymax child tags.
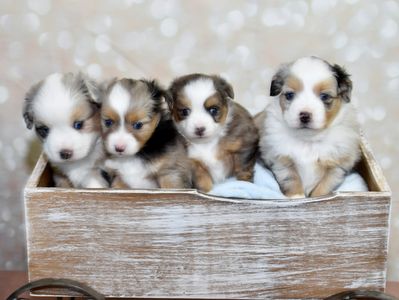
<box><xmin>245</xmin><ymin>2</ymin><xmax>258</xmax><ymax>17</ymax></box>
<box><xmin>262</xmin><ymin>9</ymin><xmax>287</xmax><ymax>27</ymax></box>
<box><xmin>38</xmin><ymin>32</ymin><xmax>49</xmax><ymax>47</ymax></box>
<box><xmin>87</xmin><ymin>64</ymin><xmax>102</xmax><ymax>79</ymax></box>
<box><xmin>8</xmin><ymin>42</ymin><xmax>24</xmax><ymax>59</ymax></box>
<box><xmin>74</xmin><ymin>56</ymin><xmax>86</xmax><ymax>67</ymax></box>
<box><xmin>151</xmin><ymin>0</ymin><xmax>177</xmax><ymax>19</ymax></box>
<box><xmin>380</xmin><ymin>156</ymin><xmax>392</xmax><ymax>170</ymax></box>
<box><xmin>95</xmin><ymin>34</ymin><xmax>111</xmax><ymax>53</ymax></box>
<box><xmin>345</xmin><ymin>0</ymin><xmax>359</xmax><ymax>3</ymax></box>
<box><xmin>27</xmin><ymin>0</ymin><xmax>51</xmax><ymax>15</ymax></box>
<box><xmin>24</xmin><ymin>13</ymin><xmax>40</xmax><ymax>31</ymax></box>
<box><xmin>371</xmin><ymin>106</ymin><xmax>386</xmax><ymax>121</ymax></box>
<box><xmin>388</xmin><ymin>78</ymin><xmax>399</xmax><ymax>92</ymax></box>
<box><xmin>227</xmin><ymin>10</ymin><xmax>244</xmax><ymax>30</ymax></box>
<box><xmin>380</xmin><ymin>18</ymin><xmax>398</xmax><ymax>39</ymax></box>
<box><xmin>311</xmin><ymin>0</ymin><xmax>336</xmax><ymax>15</ymax></box>
<box><xmin>0</xmin><ymin>86</ymin><xmax>9</xmax><ymax>104</ymax></box>
<box><xmin>57</xmin><ymin>30</ymin><xmax>73</xmax><ymax>49</ymax></box>
<box><xmin>160</xmin><ymin>18</ymin><xmax>178</xmax><ymax>37</ymax></box>
<box><xmin>1</xmin><ymin>209</ymin><xmax>11</xmax><ymax>222</ymax></box>
<box><xmin>169</xmin><ymin>56</ymin><xmax>187</xmax><ymax>74</ymax></box>
<box><xmin>104</xmin><ymin>16</ymin><xmax>112</xmax><ymax>28</ymax></box>
<box><xmin>333</xmin><ymin>32</ymin><xmax>348</xmax><ymax>49</ymax></box>
<box><xmin>387</xmin><ymin>63</ymin><xmax>399</xmax><ymax>78</ymax></box>
<box><xmin>344</xmin><ymin>45</ymin><xmax>362</xmax><ymax>62</ymax></box>
<box><xmin>125</xmin><ymin>0</ymin><xmax>144</xmax><ymax>5</ymax></box>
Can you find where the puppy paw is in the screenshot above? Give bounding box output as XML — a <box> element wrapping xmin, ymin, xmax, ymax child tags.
<box><xmin>288</xmin><ymin>193</ymin><xmax>306</xmax><ymax>199</ymax></box>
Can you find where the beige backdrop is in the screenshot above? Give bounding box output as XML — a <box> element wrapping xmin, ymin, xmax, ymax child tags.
<box><xmin>0</xmin><ymin>0</ymin><xmax>398</xmax><ymax>281</ymax></box>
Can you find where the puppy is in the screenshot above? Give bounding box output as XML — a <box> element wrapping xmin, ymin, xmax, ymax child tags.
<box><xmin>256</xmin><ymin>56</ymin><xmax>360</xmax><ymax>198</ymax></box>
<box><xmin>167</xmin><ymin>73</ymin><xmax>259</xmax><ymax>192</ymax></box>
<box><xmin>23</xmin><ymin>72</ymin><xmax>108</xmax><ymax>188</ymax></box>
<box><xmin>101</xmin><ymin>78</ymin><xmax>191</xmax><ymax>189</ymax></box>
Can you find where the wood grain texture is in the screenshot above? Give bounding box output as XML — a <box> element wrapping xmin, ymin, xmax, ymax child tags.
<box><xmin>24</xmin><ymin>138</ymin><xmax>392</xmax><ymax>299</ymax></box>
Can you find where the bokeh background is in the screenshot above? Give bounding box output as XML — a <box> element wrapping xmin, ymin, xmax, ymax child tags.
<box><xmin>0</xmin><ymin>0</ymin><xmax>398</xmax><ymax>281</ymax></box>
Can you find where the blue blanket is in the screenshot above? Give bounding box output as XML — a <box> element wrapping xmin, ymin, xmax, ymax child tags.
<box><xmin>210</xmin><ymin>163</ymin><xmax>368</xmax><ymax>199</ymax></box>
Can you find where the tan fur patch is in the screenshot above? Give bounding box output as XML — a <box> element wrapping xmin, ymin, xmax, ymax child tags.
<box><xmin>191</xmin><ymin>159</ymin><xmax>213</xmax><ymax>192</ymax></box>
<box><xmin>70</xmin><ymin>102</ymin><xmax>100</xmax><ymax>133</ymax></box>
<box><xmin>285</xmin><ymin>75</ymin><xmax>303</xmax><ymax>92</ymax></box>
<box><xmin>275</xmin><ymin>155</ymin><xmax>304</xmax><ymax>197</ymax></box>
<box><xmin>324</xmin><ymin>98</ymin><xmax>342</xmax><ymax>128</ymax></box>
<box><xmin>313</xmin><ymin>78</ymin><xmax>337</xmax><ymax>96</ymax></box>
<box><xmin>204</xmin><ymin>94</ymin><xmax>228</xmax><ymax>123</ymax></box>
<box><xmin>279</xmin><ymin>75</ymin><xmax>303</xmax><ymax>112</ymax></box>
<box><xmin>128</xmin><ymin>113</ymin><xmax>160</xmax><ymax>147</ymax></box>
<box><xmin>172</xmin><ymin>95</ymin><xmax>192</xmax><ymax>122</ymax></box>
<box><xmin>102</xmin><ymin>107</ymin><xmax>120</xmax><ymax>125</ymax></box>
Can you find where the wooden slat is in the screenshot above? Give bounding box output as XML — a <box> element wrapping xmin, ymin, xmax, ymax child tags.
<box><xmin>25</xmin><ymin>189</ymin><xmax>390</xmax><ymax>299</ymax></box>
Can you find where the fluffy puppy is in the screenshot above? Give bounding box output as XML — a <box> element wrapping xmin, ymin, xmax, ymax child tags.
<box><xmin>256</xmin><ymin>56</ymin><xmax>360</xmax><ymax>198</ymax></box>
<box><xmin>101</xmin><ymin>78</ymin><xmax>191</xmax><ymax>189</ymax></box>
<box><xmin>167</xmin><ymin>73</ymin><xmax>259</xmax><ymax>192</ymax></box>
<box><xmin>23</xmin><ymin>72</ymin><xmax>108</xmax><ymax>188</ymax></box>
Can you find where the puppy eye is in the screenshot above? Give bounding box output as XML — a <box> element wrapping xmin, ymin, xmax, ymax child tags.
<box><xmin>320</xmin><ymin>93</ymin><xmax>332</xmax><ymax>102</ymax></box>
<box><xmin>179</xmin><ymin>108</ymin><xmax>191</xmax><ymax>117</ymax></box>
<box><xmin>36</xmin><ymin>125</ymin><xmax>49</xmax><ymax>139</ymax></box>
<box><xmin>285</xmin><ymin>92</ymin><xmax>295</xmax><ymax>101</ymax></box>
<box><xmin>132</xmin><ymin>121</ymin><xmax>143</xmax><ymax>130</ymax></box>
<box><xmin>208</xmin><ymin>106</ymin><xmax>219</xmax><ymax>117</ymax></box>
<box><xmin>104</xmin><ymin>119</ymin><xmax>114</xmax><ymax>128</ymax></box>
<box><xmin>73</xmin><ymin>121</ymin><xmax>84</xmax><ymax>130</ymax></box>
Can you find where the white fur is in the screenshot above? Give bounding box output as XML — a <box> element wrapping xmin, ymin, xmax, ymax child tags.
<box><xmin>177</xmin><ymin>78</ymin><xmax>222</xmax><ymax>141</ymax></box>
<box><xmin>53</xmin><ymin>139</ymin><xmax>107</xmax><ymax>188</ymax></box>
<box><xmin>105</xmin><ymin>157</ymin><xmax>157</xmax><ymax>189</ymax></box>
<box><xmin>106</xmin><ymin>83</ymin><xmax>140</xmax><ymax>156</ymax></box>
<box><xmin>260</xmin><ymin>99</ymin><xmax>359</xmax><ymax>196</ymax></box>
<box><xmin>188</xmin><ymin>139</ymin><xmax>228</xmax><ymax>184</ymax></box>
<box><xmin>31</xmin><ymin>73</ymin><xmax>107</xmax><ymax>188</ymax></box>
<box><xmin>283</xmin><ymin>57</ymin><xmax>337</xmax><ymax>130</ymax></box>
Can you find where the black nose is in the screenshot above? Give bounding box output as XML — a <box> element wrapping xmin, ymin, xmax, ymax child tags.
<box><xmin>115</xmin><ymin>145</ymin><xmax>126</xmax><ymax>153</ymax></box>
<box><xmin>60</xmin><ymin>149</ymin><xmax>73</xmax><ymax>160</ymax></box>
<box><xmin>299</xmin><ymin>112</ymin><xmax>312</xmax><ymax>124</ymax></box>
<box><xmin>195</xmin><ymin>127</ymin><xmax>206</xmax><ymax>137</ymax></box>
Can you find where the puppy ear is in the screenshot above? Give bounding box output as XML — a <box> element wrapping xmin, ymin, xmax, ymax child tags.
<box><xmin>77</xmin><ymin>72</ymin><xmax>102</xmax><ymax>104</ymax></box>
<box><xmin>23</xmin><ymin>81</ymin><xmax>43</xmax><ymax>129</ymax></box>
<box><xmin>270</xmin><ymin>65</ymin><xmax>289</xmax><ymax>96</ymax></box>
<box><xmin>331</xmin><ymin>64</ymin><xmax>352</xmax><ymax>103</ymax></box>
<box><xmin>142</xmin><ymin>79</ymin><xmax>165</xmax><ymax>101</ymax></box>
<box><xmin>212</xmin><ymin>75</ymin><xmax>234</xmax><ymax>99</ymax></box>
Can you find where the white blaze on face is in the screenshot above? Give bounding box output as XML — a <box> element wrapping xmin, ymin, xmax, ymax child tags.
<box><xmin>178</xmin><ymin>78</ymin><xmax>222</xmax><ymax>141</ymax></box>
<box><xmin>106</xmin><ymin>83</ymin><xmax>140</xmax><ymax>156</ymax></box>
<box><xmin>33</xmin><ymin>73</ymin><xmax>98</xmax><ymax>163</ymax></box>
<box><xmin>283</xmin><ymin>57</ymin><xmax>335</xmax><ymax>130</ymax></box>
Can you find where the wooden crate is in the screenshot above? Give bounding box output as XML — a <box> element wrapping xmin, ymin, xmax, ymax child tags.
<box><xmin>24</xmin><ymin>137</ymin><xmax>391</xmax><ymax>299</ymax></box>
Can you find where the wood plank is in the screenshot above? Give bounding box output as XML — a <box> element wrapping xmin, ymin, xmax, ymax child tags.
<box><xmin>25</xmin><ymin>190</ymin><xmax>390</xmax><ymax>299</ymax></box>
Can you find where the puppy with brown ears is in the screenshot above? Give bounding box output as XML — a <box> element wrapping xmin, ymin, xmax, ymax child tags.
<box><xmin>23</xmin><ymin>72</ymin><xmax>108</xmax><ymax>188</ymax></box>
<box><xmin>101</xmin><ymin>78</ymin><xmax>192</xmax><ymax>189</ymax></box>
<box><xmin>255</xmin><ymin>56</ymin><xmax>361</xmax><ymax>198</ymax></box>
<box><xmin>167</xmin><ymin>73</ymin><xmax>259</xmax><ymax>192</ymax></box>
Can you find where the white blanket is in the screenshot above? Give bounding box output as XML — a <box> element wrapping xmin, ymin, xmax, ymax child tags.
<box><xmin>210</xmin><ymin>163</ymin><xmax>368</xmax><ymax>199</ymax></box>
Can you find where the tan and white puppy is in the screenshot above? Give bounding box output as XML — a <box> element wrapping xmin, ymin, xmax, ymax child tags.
<box><xmin>101</xmin><ymin>78</ymin><xmax>191</xmax><ymax>189</ymax></box>
<box><xmin>256</xmin><ymin>56</ymin><xmax>360</xmax><ymax>198</ymax></box>
<box><xmin>167</xmin><ymin>73</ymin><xmax>259</xmax><ymax>192</ymax></box>
<box><xmin>23</xmin><ymin>72</ymin><xmax>108</xmax><ymax>188</ymax></box>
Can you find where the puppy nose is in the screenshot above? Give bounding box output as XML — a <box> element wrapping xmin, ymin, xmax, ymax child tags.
<box><xmin>115</xmin><ymin>144</ymin><xmax>126</xmax><ymax>153</ymax></box>
<box><xmin>195</xmin><ymin>127</ymin><xmax>206</xmax><ymax>137</ymax></box>
<box><xmin>299</xmin><ymin>111</ymin><xmax>312</xmax><ymax>124</ymax></box>
<box><xmin>60</xmin><ymin>149</ymin><xmax>73</xmax><ymax>160</ymax></box>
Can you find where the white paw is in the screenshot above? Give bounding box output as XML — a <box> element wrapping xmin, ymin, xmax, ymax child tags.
<box><xmin>289</xmin><ymin>193</ymin><xmax>306</xmax><ymax>199</ymax></box>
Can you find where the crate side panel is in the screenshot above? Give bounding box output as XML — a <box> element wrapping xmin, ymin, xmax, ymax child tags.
<box><xmin>26</xmin><ymin>192</ymin><xmax>390</xmax><ymax>299</ymax></box>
